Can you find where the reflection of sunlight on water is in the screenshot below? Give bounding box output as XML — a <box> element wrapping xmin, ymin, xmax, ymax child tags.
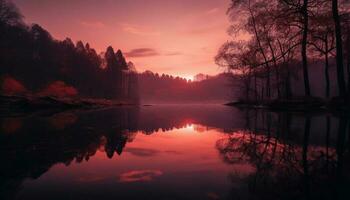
<box><xmin>183</xmin><ymin>124</ymin><xmax>194</xmax><ymax>132</ymax></box>
<box><xmin>178</xmin><ymin>123</ymin><xmax>212</xmax><ymax>134</ymax></box>
<box><xmin>118</xmin><ymin>170</ymin><xmax>163</xmax><ymax>183</ymax></box>
<box><xmin>3</xmin><ymin>105</ymin><xmax>350</xmax><ymax>200</ymax></box>
<box><xmin>30</xmin><ymin>124</ymin><xmax>235</xmax><ymax>195</ymax></box>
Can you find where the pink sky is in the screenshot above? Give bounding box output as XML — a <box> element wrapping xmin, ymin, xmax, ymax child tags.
<box><xmin>13</xmin><ymin>0</ymin><xmax>231</xmax><ymax>79</ymax></box>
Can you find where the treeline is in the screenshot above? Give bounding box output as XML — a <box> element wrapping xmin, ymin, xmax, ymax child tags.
<box><xmin>138</xmin><ymin>71</ymin><xmax>232</xmax><ymax>103</ymax></box>
<box><xmin>0</xmin><ymin>0</ymin><xmax>139</xmax><ymax>102</ymax></box>
<box><xmin>216</xmin><ymin>0</ymin><xmax>350</xmax><ymax>103</ymax></box>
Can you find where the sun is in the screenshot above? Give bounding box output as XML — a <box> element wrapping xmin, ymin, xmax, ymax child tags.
<box><xmin>182</xmin><ymin>75</ymin><xmax>193</xmax><ymax>81</ymax></box>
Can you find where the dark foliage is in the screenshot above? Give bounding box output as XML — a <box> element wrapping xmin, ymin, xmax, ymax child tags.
<box><xmin>138</xmin><ymin>71</ymin><xmax>232</xmax><ymax>103</ymax></box>
<box><xmin>0</xmin><ymin>0</ymin><xmax>139</xmax><ymax>102</ymax></box>
<box><xmin>217</xmin><ymin>0</ymin><xmax>350</xmax><ymax>105</ymax></box>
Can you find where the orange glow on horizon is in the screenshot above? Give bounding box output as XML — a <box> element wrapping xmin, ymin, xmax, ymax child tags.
<box><xmin>182</xmin><ymin>75</ymin><xmax>194</xmax><ymax>81</ymax></box>
<box><xmin>12</xmin><ymin>0</ymin><xmax>231</xmax><ymax>77</ymax></box>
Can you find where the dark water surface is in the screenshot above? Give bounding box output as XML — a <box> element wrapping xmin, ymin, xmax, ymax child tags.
<box><xmin>1</xmin><ymin>105</ymin><xmax>350</xmax><ymax>200</ymax></box>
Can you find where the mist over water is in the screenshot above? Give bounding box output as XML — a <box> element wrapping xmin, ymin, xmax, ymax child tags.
<box><xmin>1</xmin><ymin>105</ymin><xmax>349</xmax><ymax>200</ymax></box>
<box><xmin>1</xmin><ymin>0</ymin><xmax>350</xmax><ymax>199</ymax></box>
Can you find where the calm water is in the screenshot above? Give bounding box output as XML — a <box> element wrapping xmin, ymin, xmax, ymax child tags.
<box><xmin>1</xmin><ymin>105</ymin><xmax>350</xmax><ymax>200</ymax></box>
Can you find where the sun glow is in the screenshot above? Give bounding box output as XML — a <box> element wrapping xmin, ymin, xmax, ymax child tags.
<box><xmin>182</xmin><ymin>75</ymin><xmax>194</xmax><ymax>81</ymax></box>
<box><xmin>182</xmin><ymin>124</ymin><xmax>194</xmax><ymax>132</ymax></box>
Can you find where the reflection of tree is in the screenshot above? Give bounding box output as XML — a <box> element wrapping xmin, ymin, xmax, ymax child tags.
<box><xmin>104</xmin><ymin>131</ymin><xmax>131</xmax><ymax>158</ymax></box>
<box><xmin>0</xmin><ymin>107</ymin><xmax>141</xmax><ymax>200</ymax></box>
<box><xmin>0</xmin><ymin>105</ymin><xmax>227</xmax><ymax>199</ymax></box>
<box><xmin>217</xmin><ymin>111</ymin><xmax>349</xmax><ymax>200</ymax></box>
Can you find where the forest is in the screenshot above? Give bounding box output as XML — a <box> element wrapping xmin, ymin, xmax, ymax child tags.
<box><xmin>3</xmin><ymin>0</ymin><xmax>350</xmax><ymax>109</ymax></box>
<box><xmin>138</xmin><ymin>71</ymin><xmax>231</xmax><ymax>103</ymax></box>
<box><xmin>216</xmin><ymin>0</ymin><xmax>350</xmax><ymax>108</ymax></box>
<box><xmin>0</xmin><ymin>0</ymin><xmax>139</xmax><ymax>103</ymax></box>
<box><xmin>0</xmin><ymin>0</ymin><xmax>233</xmax><ymax>105</ymax></box>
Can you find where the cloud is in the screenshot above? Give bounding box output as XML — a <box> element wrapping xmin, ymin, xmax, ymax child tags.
<box><xmin>163</xmin><ymin>150</ymin><xmax>183</xmax><ymax>155</ymax></box>
<box><xmin>124</xmin><ymin>147</ymin><xmax>160</xmax><ymax>157</ymax></box>
<box><xmin>79</xmin><ymin>21</ymin><xmax>106</xmax><ymax>28</ymax></box>
<box><xmin>124</xmin><ymin>48</ymin><xmax>159</xmax><ymax>57</ymax></box>
<box><xmin>119</xmin><ymin>170</ymin><xmax>163</xmax><ymax>183</ymax></box>
<box><xmin>124</xmin><ymin>147</ymin><xmax>183</xmax><ymax>157</ymax></box>
<box><xmin>121</xmin><ymin>23</ymin><xmax>160</xmax><ymax>36</ymax></box>
<box><xmin>206</xmin><ymin>8</ymin><xmax>219</xmax><ymax>15</ymax></box>
<box><xmin>125</xmin><ymin>48</ymin><xmax>182</xmax><ymax>58</ymax></box>
<box><xmin>163</xmin><ymin>51</ymin><xmax>182</xmax><ymax>56</ymax></box>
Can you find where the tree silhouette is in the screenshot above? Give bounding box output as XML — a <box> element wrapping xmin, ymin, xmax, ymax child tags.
<box><xmin>217</xmin><ymin>0</ymin><xmax>350</xmax><ymax>104</ymax></box>
<box><xmin>0</xmin><ymin>0</ymin><xmax>139</xmax><ymax>102</ymax></box>
<box><xmin>332</xmin><ymin>0</ymin><xmax>347</xmax><ymax>98</ymax></box>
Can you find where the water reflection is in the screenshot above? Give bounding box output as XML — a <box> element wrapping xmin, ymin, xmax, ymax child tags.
<box><xmin>0</xmin><ymin>105</ymin><xmax>349</xmax><ymax>199</ymax></box>
<box><xmin>217</xmin><ymin>110</ymin><xmax>350</xmax><ymax>200</ymax></box>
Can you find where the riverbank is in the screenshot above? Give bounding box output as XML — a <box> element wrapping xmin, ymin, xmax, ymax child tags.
<box><xmin>225</xmin><ymin>96</ymin><xmax>350</xmax><ymax>112</ymax></box>
<box><xmin>0</xmin><ymin>94</ymin><xmax>135</xmax><ymax>116</ymax></box>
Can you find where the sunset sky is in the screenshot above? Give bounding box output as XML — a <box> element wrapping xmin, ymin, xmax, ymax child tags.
<box><xmin>13</xmin><ymin>0</ymin><xmax>231</xmax><ymax>80</ymax></box>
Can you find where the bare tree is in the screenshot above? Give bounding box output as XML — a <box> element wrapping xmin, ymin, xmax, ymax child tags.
<box><xmin>216</xmin><ymin>41</ymin><xmax>259</xmax><ymax>101</ymax></box>
<box><xmin>278</xmin><ymin>0</ymin><xmax>316</xmax><ymax>96</ymax></box>
<box><xmin>218</xmin><ymin>0</ymin><xmax>350</xmax><ymax>103</ymax></box>
<box><xmin>309</xmin><ymin>3</ymin><xmax>335</xmax><ymax>98</ymax></box>
<box><xmin>332</xmin><ymin>0</ymin><xmax>347</xmax><ymax>97</ymax></box>
<box><xmin>302</xmin><ymin>0</ymin><xmax>311</xmax><ymax>96</ymax></box>
<box><xmin>218</xmin><ymin>0</ymin><xmax>302</xmax><ymax>101</ymax></box>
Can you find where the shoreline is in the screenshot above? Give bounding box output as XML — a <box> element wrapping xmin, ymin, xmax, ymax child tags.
<box><xmin>0</xmin><ymin>94</ymin><xmax>138</xmax><ymax>117</ymax></box>
<box><xmin>225</xmin><ymin>97</ymin><xmax>350</xmax><ymax>113</ymax></box>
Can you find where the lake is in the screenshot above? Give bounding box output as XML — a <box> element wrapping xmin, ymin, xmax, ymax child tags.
<box><xmin>1</xmin><ymin>105</ymin><xmax>349</xmax><ymax>200</ymax></box>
